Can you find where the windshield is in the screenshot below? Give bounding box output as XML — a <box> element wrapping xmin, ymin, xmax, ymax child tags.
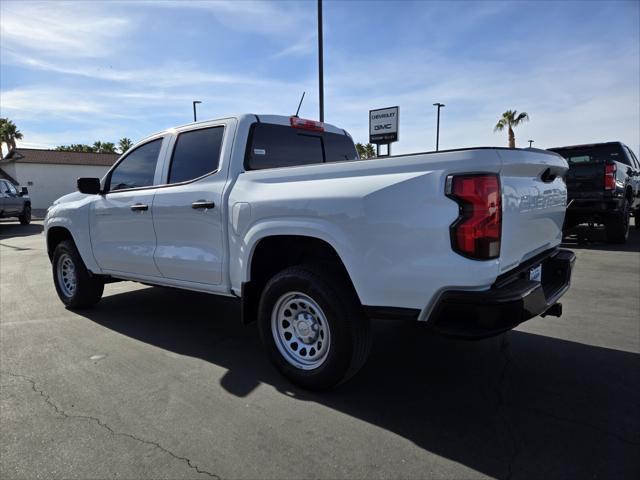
<box><xmin>549</xmin><ymin>143</ymin><xmax>628</xmax><ymax>166</ymax></box>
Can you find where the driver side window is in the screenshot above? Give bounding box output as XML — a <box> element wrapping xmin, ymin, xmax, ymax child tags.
<box><xmin>108</xmin><ymin>138</ymin><xmax>163</xmax><ymax>191</ymax></box>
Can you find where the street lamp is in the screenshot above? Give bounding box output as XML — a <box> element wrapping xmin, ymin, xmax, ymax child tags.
<box><xmin>192</xmin><ymin>100</ymin><xmax>202</xmax><ymax>122</ymax></box>
<box><xmin>528</xmin><ymin>140</ymin><xmax>534</xmax><ymax>148</ymax></box>
<box><xmin>433</xmin><ymin>103</ymin><xmax>445</xmax><ymax>151</ymax></box>
<box><xmin>318</xmin><ymin>0</ymin><xmax>324</xmax><ymax>122</ymax></box>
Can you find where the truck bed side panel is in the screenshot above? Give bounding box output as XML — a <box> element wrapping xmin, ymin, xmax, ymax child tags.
<box><xmin>229</xmin><ymin>150</ymin><xmax>504</xmax><ymax>311</ymax></box>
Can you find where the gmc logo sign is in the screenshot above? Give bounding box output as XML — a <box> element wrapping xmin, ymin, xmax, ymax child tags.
<box><xmin>374</xmin><ymin>124</ymin><xmax>392</xmax><ymax>131</ymax></box>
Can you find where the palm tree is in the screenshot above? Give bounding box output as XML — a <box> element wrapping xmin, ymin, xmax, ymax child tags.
<box><xmin>99</xmin><ymin>142</ymin><xmax>117</xmax><ymax>154</ymax></box>
<box><xmin>118</xmin><ymin>137</ymin><xmax>133</xmax><ymax>153</ymax></box>
<box><xmin>364</xmin><ymin>143</ymin><xmax>376</xmax><ymax>159</ymax></box>
<box><xmin>356</xmin><ymin>142</ymin><xmax>378</xmax><ymax>159</ymax></box>
<box><xmin>0</xmin><ymin>118</ymin><xmax>7</xmax><ymax>160</ymax></box>
<box><xmin>0</xmin><ymin>118</ymin><xmax>23</xmax><ymax>159</ymax></box>
<box><xmin>494</xmin><ymin>110</ymin><xmax>529</xmax><ymax>148</ymax></box>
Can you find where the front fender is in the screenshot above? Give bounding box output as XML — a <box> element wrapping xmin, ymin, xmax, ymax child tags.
<box><xmin>45</xmin><ymin>203</ymin><xmax>101</xmax><ymax>273</ymax></box>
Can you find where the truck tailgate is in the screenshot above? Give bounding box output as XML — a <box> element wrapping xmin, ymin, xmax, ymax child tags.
<box><xmin>565</xmin><ymin>162</ymin><xmax>605</xmax><ymax>196</ymax></box>
<box><xmin>497</xmin><ymin>149</ymin><xmax>568</xmax><ymax>273</ymax></box>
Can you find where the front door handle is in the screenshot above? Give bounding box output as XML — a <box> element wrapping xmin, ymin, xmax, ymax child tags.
<box><xmin>130</xmin><ymin>203</ymin><xmax>149</xmax><ymax>212</ymax></box>
<box><xmin>192</xmin><ymin>200</ymin><xmax>215</xmax><ymax>210</ymax></box>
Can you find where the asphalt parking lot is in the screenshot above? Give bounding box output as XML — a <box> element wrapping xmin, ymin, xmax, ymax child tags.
<box><xmin>1</xmin><ymin>220</ymin><xmax>638</xmax><ymax>480</ymax></box>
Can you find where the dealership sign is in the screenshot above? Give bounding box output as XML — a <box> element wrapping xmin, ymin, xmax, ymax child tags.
<box><xmin>369</xmin><ymin>106</ymin><xmax>399</xmax><ymax>144</ymax></box>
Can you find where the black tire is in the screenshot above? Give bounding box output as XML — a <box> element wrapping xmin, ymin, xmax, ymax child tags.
<box><xmin>18</xmin><ymin>205</ymin><xmax>31</xmax><ymax>225</ymax></box>
<box><xmin>52</xmin><ymin>240</ymin><xmax>104</xmax><ymax>309</ymax></box>
<box><xmin>605</xmin><ymin>201</ymin><xmax>630</xmax><ymax>244</ymax></box>
<box><xmin>258</xmin><ymin>264</ymin><xmax>371</xmax><ymax>390</ymax></box>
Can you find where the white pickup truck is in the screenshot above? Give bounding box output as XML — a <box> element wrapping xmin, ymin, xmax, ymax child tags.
<box><xmin>44</xmin><ymin>114</ymin><xmax>575</xmax><ymax>389</ymax></box>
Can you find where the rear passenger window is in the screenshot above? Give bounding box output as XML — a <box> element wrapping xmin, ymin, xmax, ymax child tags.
<box><xmin>246</xmin><ymin>123</ymin><xmax>358</xmax><ymax>170</ymax></box>
<box><xmin>169</xmin><ymin>126</ymin><xmax>224</xmax><ymax>184</ymax></box>
<box><xmin>625</xmin><ymin>147</ymin><xmax>639</xmax><ymax>169</ymax></box>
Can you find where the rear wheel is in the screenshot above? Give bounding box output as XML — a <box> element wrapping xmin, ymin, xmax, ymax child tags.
<box><xmin>258</xmin><ymin>264</ymin><xmax>371</xmax><ymax>390</ymax></box>
<box><xmin>18</xmin><ymin>205</ymin><xmax>31</xmax><ymax>225</ymax></box>
<box><xmin>52</xmin><ymin>240</ymin><xmax>104</xmax><ymax>309</ymax></box>
<box><xmin>605</xmin><ymin>201</ymin><xmax>630</xmax><ymax>244</ymax></box>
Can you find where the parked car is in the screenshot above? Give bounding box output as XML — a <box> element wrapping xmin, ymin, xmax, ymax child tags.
<box><xmin>0</xmin><ymin>179</ymin><xmax>31</xmax><ymax>224</ymax></box>
<box><xmin>548</xmin><ymin>142</ymin><xmax>640</xmax><ymax>243</ymax></box>
<box><xmin>44</xmin><ymin>114</ymin><xmax>575</xmax><ymax>389</ymax></box>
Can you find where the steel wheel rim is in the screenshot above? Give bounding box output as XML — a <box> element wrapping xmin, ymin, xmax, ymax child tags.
<box><xmin>271</xmin><ymin>292</ymin><xmax>331</xmax><ymax>370</ymax></box>
<box><xmin>57</xmin><ymin>253</ymin><xmax>77</xmax><ymax>298</ymax></box>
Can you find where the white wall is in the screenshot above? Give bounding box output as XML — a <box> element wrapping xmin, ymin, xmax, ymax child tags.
<box><xmin>12</xmin><ymin>163</ymin><xmax>110</xmax><ymax>210</ymax></box>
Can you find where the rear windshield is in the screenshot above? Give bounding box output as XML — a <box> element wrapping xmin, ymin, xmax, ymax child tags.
<box><xmin>246</xmin><ymin>123</ymin><xmax>358</xmax><ymax>170</ymax></box>
<box><xmin>549</xmin><ymin>144</ymin><xmax>629</xmax><ymax>166</ymax></box>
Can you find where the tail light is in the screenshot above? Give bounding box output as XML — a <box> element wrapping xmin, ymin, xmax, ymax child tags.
<box><xmin>290</xmin><ymin>116</ymin><xmax>324</xmax><ymax>132</ymax></box>
<box><xmin>446</xmin><ymin>174</ymin><xmax>501</xmax><ymax>260</ymax></box>
<box><xmin>604</xmin><ymin>163</ymin><xmax>616</xmax><ymax>190</ymax></box>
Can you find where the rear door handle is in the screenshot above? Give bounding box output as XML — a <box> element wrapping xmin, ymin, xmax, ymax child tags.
<box><xmin>192</xmin><ymin>200</ymin><xmax>215</xmax><ymax>210</ymax></box>
<box><xmin>130</xmin><ymin>203</ymin><xmax>149</xmax><ymax>212</ymax></box>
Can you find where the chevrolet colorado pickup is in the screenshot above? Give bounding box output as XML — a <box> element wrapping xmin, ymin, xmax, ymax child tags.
<box><xmin>548</xmin><ymin>142</ymin><xmax>640</xmax><ymax>243</ymax></box>
<box><xmin>45</xmin><ymin>114</ymin><xmax>575</xmax><ymax>389</ymax></box>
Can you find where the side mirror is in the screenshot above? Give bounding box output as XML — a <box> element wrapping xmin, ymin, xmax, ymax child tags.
<box><xmin>20</xmin><ymin>186</ymin><xmax>28</xmax><ymax>196</ymax></box>
<box><xmin>77</xmin><ymin>177</ymin><xmax>101</xmax><ymax>195</ymax></box>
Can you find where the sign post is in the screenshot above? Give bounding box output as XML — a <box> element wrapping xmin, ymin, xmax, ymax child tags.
<box><xmin>369</xmin><ymin>106</ymin><xmax>399</xmax><ymax>156</ymax></box>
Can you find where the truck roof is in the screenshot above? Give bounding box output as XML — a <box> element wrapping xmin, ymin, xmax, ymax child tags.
<box><xmin>141</xmin><ymin>114</ymin><xmax>348</xmax><ymax>143</ymax></box>
<box><xmin>548</xmin><ymin>141</ymin><xmax>626</xmax><ymax>151</ymax></box>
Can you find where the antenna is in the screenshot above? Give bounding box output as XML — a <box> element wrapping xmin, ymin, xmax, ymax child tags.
<box><xmin>294</xmin><ymin>91</ymin><xmax>306</xmax><ymax>117</ymax></box>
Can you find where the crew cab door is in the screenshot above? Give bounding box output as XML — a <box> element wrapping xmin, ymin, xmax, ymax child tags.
<box><xmin>90</xmin><ymin>137</ymin><xmax>166</xmax><ymax>277</ymax></box>
<box><xmin>151</xmin><ymin>122</ymin><xmax>232</xmax><ymax>285</ymax></box>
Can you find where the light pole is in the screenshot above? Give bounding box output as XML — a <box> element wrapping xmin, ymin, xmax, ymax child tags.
<box><xmin>318</xmin><ymin>0</ymin><xmax>324</xmax><ymax>122</ymax></box>
<box><xmin>528</xmin><ymin>139</ymin><xmax>534</xmax><ymax>148</ymax></box>
<box><xmin>433</xmin><ymin>103</ymin><xmax>445</xmax><ymax>151</ymax></box>
<box><xmin>192</xmin><ymin>100</ymin><xmax>202</xmax><ymax>122</ymax></box>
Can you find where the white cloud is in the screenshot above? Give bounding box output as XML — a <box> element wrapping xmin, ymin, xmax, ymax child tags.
<box><xmin>270</xmin><ymin>32</ymin><xmax>316</xmax><ymax>59</ymax></box>
<box><xmin>0</xmin><ymin>1</ymin><xmax>131</xmax><ymax>58</ymax></box>
<box><xmin>147</xmin><ymin>0</ymin><xmax>314</xmax><ymax>36</ymax></box>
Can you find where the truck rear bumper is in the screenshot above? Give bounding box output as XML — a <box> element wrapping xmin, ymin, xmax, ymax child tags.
<box><xmin>564</xmin><ymin>198</ymin><xmax>624</xmax><ymax>226</ymax></box>
<box><xmin>427</xmin><ymin>248</ymin><xmax>576</xmax><ymax>339</ymax></box>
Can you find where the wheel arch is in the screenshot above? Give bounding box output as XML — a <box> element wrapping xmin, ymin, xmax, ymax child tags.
<box><xmin>240</xmin><ymin>233</ymin><xmax>361</xmax><ymax>325</ymax></box>
<box><xmin>46</xmin><ymin>226</ymin><xmax>75</xmax><ymax>261</ymax></box>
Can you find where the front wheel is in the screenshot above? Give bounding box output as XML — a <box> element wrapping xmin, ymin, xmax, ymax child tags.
<box><xmin>18</xmin><ymin>205</ymin><xmax>31</xmax><ymax>225</ymax></box>
<box><xmin>258</xmin><ymin>264</ymin><xmax>371</xmax><ymax>390</ymax></box>
<box><xmin>52</xmin><ymin>240</ymin><xmax>104</xmax><ymax>309</ymax></box>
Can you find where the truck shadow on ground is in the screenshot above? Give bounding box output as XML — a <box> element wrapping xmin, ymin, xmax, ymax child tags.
<box><xmin>0</xmin><ymin>220</ymin><xmax>43</xmax><ymax>239</ymax></box>
<box><xmin>562</xmin><ymin>222</ymin><xmax>640</xmax><ymax>253</ymax></box>
<box><xmin>79</xmin><ymin>289</ymin><xmax>640</xmax><ymax>479</ymax></box>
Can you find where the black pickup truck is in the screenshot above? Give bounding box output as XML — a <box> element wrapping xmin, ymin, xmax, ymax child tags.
<box><xmin>0</xmin><ymin>178</ymin><xmax>31</xmax><ymax>224</ymax></box>
<box><xmin>548</xmin><ymin>142</ymin><xmax>640</xmax><ymax>243</ymax></box>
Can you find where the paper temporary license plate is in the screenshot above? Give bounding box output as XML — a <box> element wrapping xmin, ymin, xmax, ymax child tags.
<box><xmin>529</xmin><ymin>264</ymin><xmax>542</xmax><ymax>282</ymax></box>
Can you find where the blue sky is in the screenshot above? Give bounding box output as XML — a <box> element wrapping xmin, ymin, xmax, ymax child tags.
<box><xmin>1</xmin><ymin>0</ymin><xmax>638</xmax><ymax>155</ymax></box>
